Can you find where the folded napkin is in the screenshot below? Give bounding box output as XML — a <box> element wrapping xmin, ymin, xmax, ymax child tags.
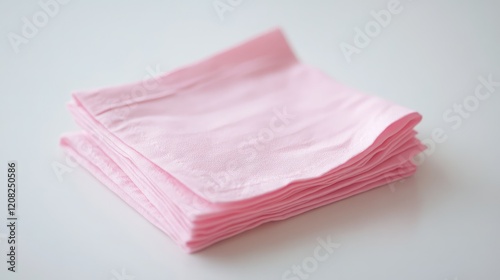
<box><xmin>60</xmin><ymin>28</ymin><xmax>424</xmax><ymax>253</ymax></box>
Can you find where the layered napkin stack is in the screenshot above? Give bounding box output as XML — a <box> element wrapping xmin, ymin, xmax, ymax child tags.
<box><xmin>60</xmin><ymin>29</ymin><xmax>424</xmax><ymax>253</ymax></box>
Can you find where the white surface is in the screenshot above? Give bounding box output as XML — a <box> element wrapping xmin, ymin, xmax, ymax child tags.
<box><xmin>1</xmin><ymin>0</ymin><xmax>500</xmax><ymax>279</ymax></box>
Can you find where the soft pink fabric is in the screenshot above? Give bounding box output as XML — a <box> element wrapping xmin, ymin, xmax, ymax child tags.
<box><xmin>60</xmin><ymin>28</ymin><xmax>424</xmax><ymax>253</ymax></box>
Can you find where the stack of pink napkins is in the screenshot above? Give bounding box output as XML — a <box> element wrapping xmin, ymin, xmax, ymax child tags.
<box><xmin>61</xmin><ymin>29</ymin><xmax>424</xmax><ymax>253</ymax></box>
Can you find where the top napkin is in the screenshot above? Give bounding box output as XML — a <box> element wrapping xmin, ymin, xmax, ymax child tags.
<box><xmin>71</xmin><ymin>28</ymin><xmax>421</xmax><ymax>203</ymax></box>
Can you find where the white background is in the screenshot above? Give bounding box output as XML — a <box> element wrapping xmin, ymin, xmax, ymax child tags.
<box><xmin>1</xmin><ymin>0</ymin><xmax>500</xmax><ymax>279</ymax></box>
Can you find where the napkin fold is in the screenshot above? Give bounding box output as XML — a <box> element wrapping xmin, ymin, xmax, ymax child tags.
<box><xmin>61</xmin><ymin>28</ymin><xmax>424</xmax><ymax>252</ymax></box>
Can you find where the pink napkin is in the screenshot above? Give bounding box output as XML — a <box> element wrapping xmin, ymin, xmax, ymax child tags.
<box><xmin>60</xmin><ymin>28</ymin><xmax>424</xmax><ymax>253</ymax></box>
